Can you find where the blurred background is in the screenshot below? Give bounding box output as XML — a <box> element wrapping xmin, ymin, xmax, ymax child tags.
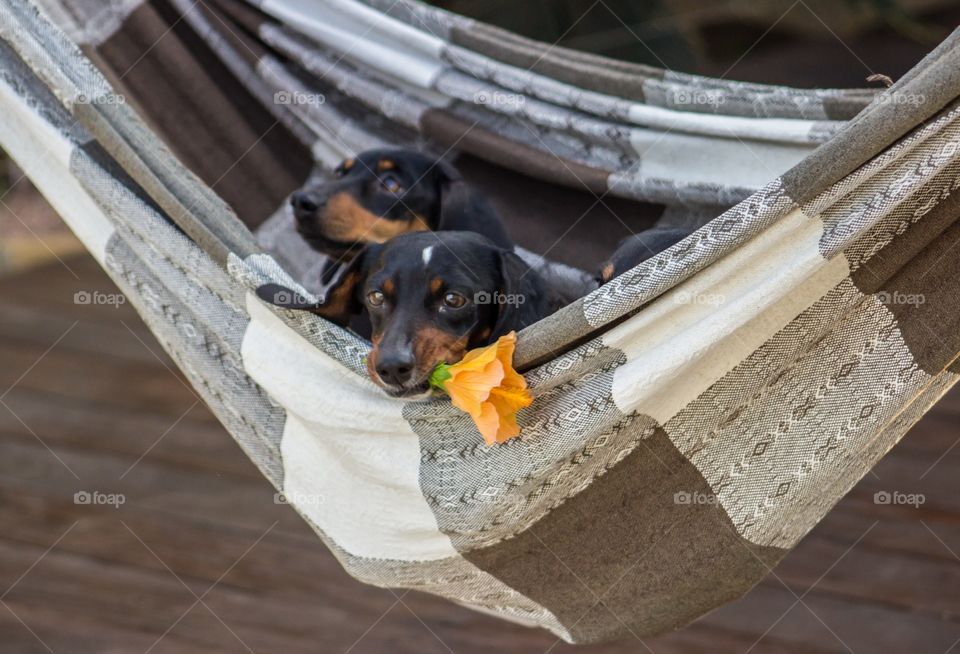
<box><xmin>2</xmin><ymin>1</ymin><xmax>960</xmax><ymax>652</ymax></box>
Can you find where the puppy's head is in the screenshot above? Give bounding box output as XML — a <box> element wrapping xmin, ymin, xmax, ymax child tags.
<box><xmin>291</xmin><ymin>149</ymin><xmax>468</xmax><ymax>259</ymax></box>
<box><xmin>596</xmin><ymin>228</ymin><xmax>692</xmax><ymax>284</ymax></box>
<box><xmin>311</xmin><ymin>231</ymin><xmax>547</xmax><ymax>399</ymax></box>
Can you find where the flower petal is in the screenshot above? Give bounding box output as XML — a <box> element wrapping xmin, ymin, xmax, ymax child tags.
<box><xmin>474</xmin><ymin>401</ymin><xmax>501</xmax><ymax>446</ymax></box>
<box><xmin>445</xmin><ymin>360</ymin><xmax>504</xmax><ymax>416</ymax></box>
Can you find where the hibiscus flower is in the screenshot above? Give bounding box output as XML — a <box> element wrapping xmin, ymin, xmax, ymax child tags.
<box><xmin>429</xmin><ymin>332</ymin><xmax>532</xmax><ymax>445</ymax></box>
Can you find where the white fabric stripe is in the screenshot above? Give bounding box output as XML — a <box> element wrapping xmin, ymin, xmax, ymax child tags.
<box><xmin>241</xmin><ymin>294</ymin><xmax>459</xmax><ymax>561</ymax></box>
<box><xmin>633</xmin><ymin>130</ymin><xmax>814</xmax><ymax>190</ymax></box>
<box><xmin>626</xmin><ymin>103</ymin><xmax>819</xmax><ymax>144</ymax></box>
<box><xmin>260</xmin><ymin>0</ymin><xmax>444</xmax><ymax>88</ymax></box>
<box><xmin>604</xmin><ymin>209</ymin><xmax>850</xmax><ymax>423</ymax></box>
<box><xmin>0</xmin><ymin>76</ymin><xmax>113</xmax><ymax>263</ymax></box>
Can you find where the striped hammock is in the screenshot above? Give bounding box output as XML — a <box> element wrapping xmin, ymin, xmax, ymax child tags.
<box><xmin>2</xmin><ymin>0</ymin><xmax>959</xmax><ymax>643</ymax></box>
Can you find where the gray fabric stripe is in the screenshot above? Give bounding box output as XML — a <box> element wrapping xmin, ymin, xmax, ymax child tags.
<box><xmin>0</xmin><ymin>37</ymin><xmax>89</xmax><ymax>145</ymax></box>
<box><xmin>254</xmin><ymin>55</ymin><xmax>396</xmax><ymax>159</ymax></box>
<box><xmin>260</xmin><ymin>24</ymin><xmax>433</xmax><ymax>130</ymax></box>
<box><xmin>64</xmin><ymin>149</ymin><xmax>287</xmax><ymax>484</ymax></box>
<box><xmin>816</xmin><ymin>105</ymin><xmax>960</xmax><ymax>263</ymax></box>
<box><xmin>407</xmin><ymin>343</ymin><xmax>631</xmax><ymax>551</ymax></box>
<box><xmin>354</xmin><ymin>0</ymin><xmax>473</xmax><ymax>38</ymax></box>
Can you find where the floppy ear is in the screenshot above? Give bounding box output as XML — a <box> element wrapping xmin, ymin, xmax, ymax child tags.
<box><xmin>491</xmin><ymin>250</ymin><xmax>549</xmax><ymax>338</ymax></box>
<box><xmin>434</xmin><ymin>158</ymin><xmax>472</xmax><ymax>231</ymax></box>
<box><xmin>310</xmin><ymin>246</ymin><xmax>377</xmax><ymax>325</ymax></box>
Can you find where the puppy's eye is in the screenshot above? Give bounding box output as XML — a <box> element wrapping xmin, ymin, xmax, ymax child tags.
<box><xmin>381</xmin><ymin>174</ymin><xmax>403</xmax><ymax>194</ymax></box>
<box><xmin>367</xmin><ymin>290</ymin><xmax>385</xmax><ymax>307</ymax></box>
<box><xmin>442</xmin><ymin>292</ymin><xmax>467</xmax><ymax>309</ymax></box>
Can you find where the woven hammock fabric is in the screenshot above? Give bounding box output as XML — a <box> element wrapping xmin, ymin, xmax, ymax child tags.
<box><xmin>3</xmin><ymin>0</ymin><xmax>960</xmax><ymax>643</ymax></box>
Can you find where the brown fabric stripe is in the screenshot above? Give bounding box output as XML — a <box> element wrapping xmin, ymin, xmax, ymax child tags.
<box><xmin>850</xmin><ymin>183</ymin><xmax>960</xmax><ymax>375</ymax></box>
<box><xmin>782</xmin><ymin>29</ymin><xmax>960</xmax><ymax>205</ymax></box>
<box><xmin>462</xmin><ymin>426</ymin><xmax>784</xmax><ymax>643</ymax></box>
<box><xmin>449</xmin><ymin>23</ymin><xmax>655</xmax><ymax>101</ymax></box>
<box><xmin>96</xmin><ymin>0</ymin><xmax>311</xmax><ymax>229</ymax></box>
<box><xmin>421</xmin><ymin>108</ymin><xmax>610</xmax><ymax>196</ymax></box>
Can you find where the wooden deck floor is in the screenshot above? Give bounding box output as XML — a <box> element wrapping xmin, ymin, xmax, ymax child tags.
<box><xmin>1</xmin><ymin>254</ymin><xmax>959</xmax><ymax>653</ymax></box>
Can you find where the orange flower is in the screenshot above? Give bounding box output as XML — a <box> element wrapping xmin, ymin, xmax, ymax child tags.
<box><xmin>429</xmin><ymin>332</ymin><xmax>533</xmax><ymax>445</ymax></box>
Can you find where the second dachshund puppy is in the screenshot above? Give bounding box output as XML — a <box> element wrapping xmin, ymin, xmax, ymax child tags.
<box><xmin>291</xmin><ymin>149</ymin><xmax>511</xmax><ymax>261</ymax></box>
<box><xmin>596</xmin><ymin>227</ymin><xmax>692</xmax><ymax>284</ymax></box>
<box><xmin>313</xmin><ymin>231</ymin><xmax>555</xmax><ymax>399</ymax></box>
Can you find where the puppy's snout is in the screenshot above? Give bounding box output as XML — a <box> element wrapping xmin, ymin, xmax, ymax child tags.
<box><xmin>291</xmin><ymin>191</ymin><xmax>320</xmax><ymax>218</ymax></box>
<box><xmin>375</xmin><ymin>348</ymin><xmax>416</xmax><ymax>387</ymax></box>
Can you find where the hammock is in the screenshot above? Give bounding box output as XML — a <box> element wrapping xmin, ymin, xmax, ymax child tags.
<box><xmin>2</xmin><ymin>0</ymin><xmax>959</xmax><ymax>643</ymax></box>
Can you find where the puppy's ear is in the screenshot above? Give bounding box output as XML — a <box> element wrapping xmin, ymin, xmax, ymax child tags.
<box><xmin>434</xmin><ymin>158</ymin><xmax>471</xmax><ymax>230</ymax></box>
<box><xmin>311</xmin><ymin>246</ymin><xmax>378</xmax><ymax>325</ymax></box>
<box><xmin>491</xmin><ymin>250</ymin><xmax>549</xmax><ymax>338</ymax></box>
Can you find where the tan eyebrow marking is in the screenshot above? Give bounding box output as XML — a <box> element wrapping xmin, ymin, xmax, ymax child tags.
<box><xmin>382</xmin><ymin>278</ymin><xmax>395</xmax><ymax>294</ymax></box>
<box><xmin>377</xmin><ymin>159</ymin><xmax>395</xmax><ymax>171</ymax></box>
<box><xmin>342</xmin><ymin>158</ymin><xmax>355</xmax><ymax>171</ymax></box>
<box><xmin>430</xmin><ymin>278</ymin><xmax>443</xmax><ymax>294</ymax></box>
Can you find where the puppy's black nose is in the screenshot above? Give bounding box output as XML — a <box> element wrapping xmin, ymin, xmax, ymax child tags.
<box><xmin>290</xmin><ymin>191</ymin><xmax>319</xmax><ymax>216</ymax></box>
<box><xmin>376</xmin><ymin>351</ymin><xmax>416</xmax><ymax>387</ymax></box>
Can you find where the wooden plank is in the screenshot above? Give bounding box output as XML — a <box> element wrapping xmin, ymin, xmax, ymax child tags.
<box><xmin>0</xmin><ymin>300</ymin><xmax>159</xmax><ymax>364</ymax></box>
<box><xmin>772</xmin><ymin>533</ymin><xmax>960</xmax><ymax>618</ymax></box>
<box><xmin>0</xmin><ymin>436</ymin><xmax>304</xmax><ymax>537</ymax></box>
<box><xmin>0</xmin><ymin>612</ymin><xmax>236</xmax><ymax>654</ymax></box>
<box><xmin>0</xmin><ymin>256</ymin><xmax>147</xmax><ymax>329</ymax></box>
<box><xmin>698</xmin><ymin>583</ymin><xmax>960</xmax><ymax>653</ymax></box>
<box><xmin>0</xmin><ymin>340</ymin><xmax>201</xmax><ymax>417</ymax></box>
<box><xmin>0</xmin><ymin>386</ymin><xmax>254</xmax><ymax>479</ymax></box>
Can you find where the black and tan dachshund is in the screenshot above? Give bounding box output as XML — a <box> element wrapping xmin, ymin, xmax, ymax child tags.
<box><xmin>308</xmin><ymin>231</ymin><xmax>555</xmax><ymax>398</ymax></box>
<box><xmin>291</xmin><ymin>149</ymin><xmax>511</xmax><ymax>261</ymax></box>
<box><xmin>596</xmin><ymin>227</ymin><xmax>692</xmax><ymax>284</ymax></box>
